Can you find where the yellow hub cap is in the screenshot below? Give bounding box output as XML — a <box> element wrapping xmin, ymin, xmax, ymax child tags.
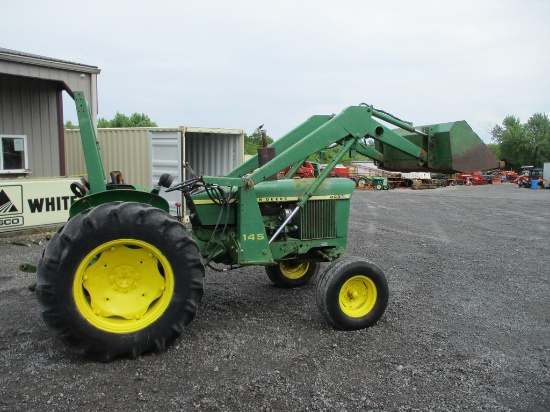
<box><xmin>73</xmin><ymin>239</ymin><xmax>174</xmax><ymax>333</ymax></box>
<box><xmin>280</xmin><ymin>261</ymin><xmax>310</xmax><ymax>280</ymax></box>
<box><xmin>339</xmin><ymin>275</ymin><xmax>377</xmax><ymax>318</ymax></box>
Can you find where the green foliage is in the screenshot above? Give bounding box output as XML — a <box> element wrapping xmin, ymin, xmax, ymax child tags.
<box><xmin>64</xmin><ymin>120</ymin><xmax>79</xmax><ymax>129</ymax></box>
<box><xmin>486</xmin><ymin>143</ymin><xmax>501</xmax><ymax>160</ymax></box>
<box><xmin>244</xmin><ymin>132</ymin><xmax>274</xmax><ymax>155</ymax></box>
<box><xmin>97</xmin><ymin>112</ymin><xmax>158</xmax><ymax>128</ymax></box>
<box><xmin>491</xmin><ymin>113</ymin><xmax>550</xmax><ymax>170</ymax></box>
<box><xmin>66</xmin><ymin>113</ymin><xmax>158</xmax><ymax>129</ymax></box>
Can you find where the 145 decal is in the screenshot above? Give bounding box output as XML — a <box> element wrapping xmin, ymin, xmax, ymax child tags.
<box><xmin>242</xmin><ymin>233</ymin><xmax>265</xmax><ymax>241</ymax></box>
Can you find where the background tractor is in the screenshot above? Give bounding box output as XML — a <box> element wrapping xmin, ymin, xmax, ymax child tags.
<box><xmin>30</xmin><ymin>93</ymin><xmax>500</xmax><ymax>361</ymax></box>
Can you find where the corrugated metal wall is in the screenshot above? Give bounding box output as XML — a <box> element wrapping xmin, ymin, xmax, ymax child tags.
<box><xmin>65</xmin><ymin>128</ymin><xmax>152</xmax><ymax>187</ymax></box>
<box><xmin>0</xmin><ymin>74</ymin><xmax>61</xmax><ymax>176</ymax></box>
<box><xmin>64</xmin><ymin>127</ymin><xmax>244</xmax><ymax>187</ymax></box>
<box><xmin>184</xmin><ymin>127</ymin><xmax>244</xmax><ymax>177</ymax></box>
<box><xmin>0</xmin><ymin>52</ymin><xmax>99</xmax><ymax>125</ymax></box>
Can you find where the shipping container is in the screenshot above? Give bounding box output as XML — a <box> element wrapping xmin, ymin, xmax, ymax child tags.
<box><xmin>65</xmin><ymin>126</ymin><xmax>244</xmax><ymax>214</ymax></box>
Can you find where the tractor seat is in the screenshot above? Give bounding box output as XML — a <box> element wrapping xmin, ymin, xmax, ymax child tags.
<box><xmin>107</xmin><ymin>171</ymin><xmax>135</xmax><ymax>190</ymax></box>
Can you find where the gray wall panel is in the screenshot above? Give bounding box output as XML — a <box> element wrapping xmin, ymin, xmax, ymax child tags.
<box><xmin>184</xmin><ymin>130</ymin><xmax>243</xmax><ymax>177</ymax></box>
<box><xmin>65</xmin><ymin>128</ymin><xmax>151</xmax><ymax>187</ymax></box>
<box><xmin>1</xmin><ymin>49</ymin><xmax>100</xmax><ymax>179</ymax></box>
<box><xmin>0</xmin><ymin>74</ymin><xmax>60</xmax><ymax>177</ymax></box>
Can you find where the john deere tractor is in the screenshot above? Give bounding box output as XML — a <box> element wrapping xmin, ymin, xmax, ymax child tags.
<box><xmin>31</xmin><ymin>92</ymin><xmax>500</xmax><ymax>361</ymax></box>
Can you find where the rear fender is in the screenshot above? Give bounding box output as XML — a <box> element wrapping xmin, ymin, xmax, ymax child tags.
<box><xmin>69</xmin><ymin>190</ymin><xmax>170</xmax><ymax>218</ymax></box>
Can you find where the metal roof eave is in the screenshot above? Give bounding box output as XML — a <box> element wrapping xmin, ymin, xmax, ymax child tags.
<box><xmin>0</xmin><ymin>49</ymin><xmax>101</xmax><ymax>74</ymax></box>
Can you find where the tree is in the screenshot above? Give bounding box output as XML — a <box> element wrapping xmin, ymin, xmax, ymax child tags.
<box><xmin>486</xmin><ymin>143</ymin><xmax>501</xmax><ymax>161</ymax></box>
<box><xmin>525</xmin><ymin>113</ymin><xmax>550</xmax><ymax>165</ymax></box>
<box><xmin>65</xmin><ymin>112</ymin><xmax>158</xmax><ymax>129</ymax></box>
<box><xmin>244</xmin><ymin>132</ymin><xmax>274</xmax><ymax>155</ymax></box>
<box><xmin>490</xmin><ymin>113</ymin><xmax>550</xmax><ymax>170</ymax></box>
<box><xmin>97</xmin><ymin>112</ymin><xmax>158</xmax><ymax>128</ymax></box>
<box><xmin>64</xmin><ymin>120</ymin><xmax>79</xmax><ymax>129</ymax></box>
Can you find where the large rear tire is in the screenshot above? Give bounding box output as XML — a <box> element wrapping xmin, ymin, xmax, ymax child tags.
<box><xmin>266</xmin><ymin>261</ymin><xmax>320</xmax><ymax>288</ymax></box>
<box><xmin>36</xmin><ymin>202</ymin><xmax>204</xmax><ymax>361</ymax></box>
<box><xmin>315</xmin><ymin>257</ymin><xmax>388</xmax><ymax>330</ymax></box>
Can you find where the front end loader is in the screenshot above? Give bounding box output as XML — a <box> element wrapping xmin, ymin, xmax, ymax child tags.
<box><xmin>32</xmin><ymin>93</ymin><xmax>500</xmax><ymax>361</ymax></box>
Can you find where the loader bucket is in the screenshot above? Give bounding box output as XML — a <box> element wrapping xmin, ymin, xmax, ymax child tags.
<box><xmin>376</xmin><ymin>121</ymin><xmax>501</xmax><ymax>173</ymax></box>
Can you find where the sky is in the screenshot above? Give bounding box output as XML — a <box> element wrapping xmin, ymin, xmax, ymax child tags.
<box><xmin>2</xmin><ymin>0</ymin><xmax>549</xmax><ymax>142</ymax></box>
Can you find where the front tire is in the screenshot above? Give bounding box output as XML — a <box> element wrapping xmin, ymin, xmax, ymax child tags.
<box><xmin>266</xmin><ymin>261</ymin><xmax>320</xmax><ymax>288</ymax></box>
<box><xmin>36</xmin><ymin>202</ymin><xmax>205</xmax><ymax>361</ymax></box>
<box><xmin>315</xmin><ymin>257</ymin><xmax>388</xmax><ymax>330</ymax></box>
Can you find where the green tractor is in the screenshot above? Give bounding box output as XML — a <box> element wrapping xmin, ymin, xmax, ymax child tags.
<box><xmin>356</xmin><ymin>176</ymin><xmax>389</xmax><ymax>190</ymax></box>
<box><xmin>30</xmin><ymin>93</ymin><xmax>500</xmax><ymax>361</ymax></box>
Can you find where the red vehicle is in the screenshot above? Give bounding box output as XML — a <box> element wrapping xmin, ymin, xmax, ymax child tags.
<box><xmin>330</xmin><ymin>164</ymin><xmax>350</xmax><ymax>178</ymax></box>
<box><xmin>279</xmin><ymin>162</ymin><xmax>351</xmax><ymax>179</ymax></box>
<box><xmin>456</xmin><ymin>173</ymin><xmax>472</xmax><ymax>185</ymax></box>
<box><xmin>471</xmin><ymin>171</ymin><xmax>484</xmax><ymax>185</ymax></box>
<box><xmin>278</xmin><ymin>162</ymin><xmax>358</xmax><ymax>186</ymax></box>
<box><xmin>512</xmin><ymin>173</ymin><xmax>529</xmax><ymax>187</ymax></box>
<box><xmin>513</xmin><ymin>166</ymin><xmax>544</xmax><ymax>188</ymax></box>
<box><xmin>502</xmin><ymin>170</ymin><xmax>518</xmax><ymax>181</ymax></box>
<box><xmin>455</xmin><ymin>172</ymin><xmax>485</xmax><ymax>185</ymax></box>
<box><xmin>278</xmin><ymin>161</ymin><xmax>316</xmax><ymax>178</ymax></box>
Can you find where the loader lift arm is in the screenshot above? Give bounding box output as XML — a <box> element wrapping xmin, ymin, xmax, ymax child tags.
<box><xmin>226</xmin><ymin>103</ymin><xmax>499</xmax><ymax>185</ymax></box>
<box><xmin>226</xmin><ymin>104</ymin><xmax>428</xmax><ymax>184</ymax></box>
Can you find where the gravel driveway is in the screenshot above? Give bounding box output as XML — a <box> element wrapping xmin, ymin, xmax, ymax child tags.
<box><xmin>0</xmin><ymin>183</ymin><xmax>548</xmax><ymax>411</ymax></box>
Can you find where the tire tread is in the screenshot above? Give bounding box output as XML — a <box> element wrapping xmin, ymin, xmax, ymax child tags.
<box><xmin>36</xmin><ymin>202</ymin><xmax>205</xmax><ymax>361</ymax></box>
<box><xmin>315</xmin><ymin>256</ymin><xmax>388</xmax><ymax>330</ymax></box>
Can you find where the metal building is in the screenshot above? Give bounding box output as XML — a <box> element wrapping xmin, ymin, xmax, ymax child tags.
<box><xmin>0</xmin><ymin>47</ymin><xmax>100</xmax><ymax>177</ymax></box>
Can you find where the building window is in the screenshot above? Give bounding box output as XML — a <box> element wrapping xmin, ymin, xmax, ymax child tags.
<box><xmin>1</xmin><ymin>135</ymin><xmax>29</xmax><ymax>173</ymax></box>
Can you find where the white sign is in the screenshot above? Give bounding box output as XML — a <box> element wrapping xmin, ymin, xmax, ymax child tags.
<box><xmin>0</xmin><ymin>178</ymin><xmax>80</xmax><ymax>233</ymax></box>
<box><xmin>13</xmin><ymin>139</ymin><xmax>24</xmax><ymax>152</ymax></box>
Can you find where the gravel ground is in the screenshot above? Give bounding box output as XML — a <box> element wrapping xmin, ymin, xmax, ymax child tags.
<box><xmin>0</xmin><ymin>183</ymin><xmax>548</xmax><ymax>411</ymax></box>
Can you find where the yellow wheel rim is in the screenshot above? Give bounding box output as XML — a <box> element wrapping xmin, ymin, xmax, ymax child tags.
<box><xmin>339</xmin><ymin>275</ymin><xmax>377</xmax><ymax>318</ymax></box>
<box><xmin>73</xmin><ymin>239</ymin><xmax>174</xmax><ymax>334</ymax></box>
<box><xmin>279</xmin><ymin>261</ymin><xmax>310</xmax><ymax>280</ymax></box>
